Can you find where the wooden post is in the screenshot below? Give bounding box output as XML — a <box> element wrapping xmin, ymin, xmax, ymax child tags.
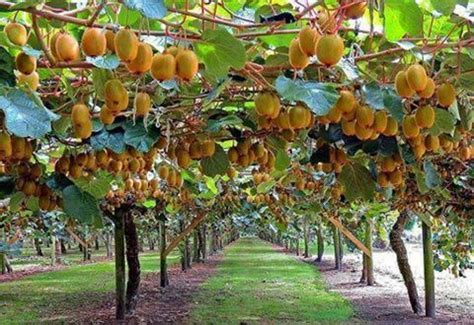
<box><xmin>316</xmin><ymin>225</ymin><xmax>324</xmax><ymax>262</ymax></box>
<box><xmin>365</xmin><ymin>219</ymin><xmax>374</xmax><ymax>286</ymax></box>
<box><xmin>303</xmin><ymin>220</ymin><xmax>309</xmax><ymax>258</ymax></box>
<box><xmin>333</xmin><ymin>225</ymin><xmax>341</xmax><ymax>270</ymax></box>
<box><xmin>422</xmin><ymin>221</ymin><xmax>435</xmax><ymax>318</ymax></box>
<box><xmin>51</xmin><ymin>234</ymin><xmax>56</xmax><ymax>266</ymax></box>
<box><xmin>114</xmin><ymin>211</ymin><xmax>126</xmax><ymax>320</ymax></box>
<box><xmin>159</xmin><ymin>217</ymin><xmax>168</xmax><ymax>287</ymax></box>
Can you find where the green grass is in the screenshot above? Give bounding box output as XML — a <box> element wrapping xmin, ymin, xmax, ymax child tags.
<box><xmin>0</xmin><ymin>252</ymin><xmax>179</xmax><ymax>323</ymax></box>
<box><xmin>190</xmin><ymin>237</ymin><xmax>353</xmax><ymax>324</ymax></box>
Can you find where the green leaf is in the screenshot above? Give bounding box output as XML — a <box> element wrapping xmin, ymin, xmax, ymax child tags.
<box><xmin>275</xmin><ymin>149</ymin><xmax>290</xmax><ymax>171</ymax></box>
<box><xmin>142</xmin><ymin>199</ymin><xmax>156</xmax><ymax>208</ymax></box>
<box><xmin>62</xmin><ymin>185</ymin><xmax>102</xmax><ymax>224</ymax></box>
<box><xmin>91</xmin><ymin>68</ymin><xmax>112</xmax><ymax>100</ymax></box>
<box><xmin>429</xmin><ymin>0</ymin><xmax>456</xmax><ymax>15</ymax></box>
<box><xmin>90</xmin><ymin>128</ymin><xmax>126</xmax><ymax>153</ymax></box>
<box><xmin>0</xmin><ymin>47</ymin><xmax>15</xmax><ymax>87</ymax></box>
<box><xmin>429</xmin><ymin>108</ymin><xmax>456</xmax><ymax>136</ymax></box>
<box><xmin>86</xmin><ymin>55</ymin><xmax>120</xmax><ymax>70</ymax></box>
<box><xmin>195</xmin><ymin>29</ymin><xmax>246</xmax><ymax>78</ymax></box>
<box><xmin>206</xmin><ymin>115</ymin><xmax>243</xmax><ymax>133</ymax></box>
<box><xmin>384</xmin><ymin>0</ymin><xmax>423</xmax><ymax>42</ymax></box>
<box><xmin>73</xmin><ymin>171</ymin><xmax>114</xmax><ymax>199</ymax></box>
<box><xmin>0</xmin><ymin>89</ymin><xmax>58</xmax><ymax>138</ymax></box>
<box><xmin>123</xmin><ymin>121</ymin><xmax>160</xmax><ymax>152</ymax></box>
<box><xmin>275</xmin><ymin>76</ymin><xmax>339</xmax><ymax>116</ymax></box>
<box><xmin>200</xmin><ymin>144</ymin><xmax>230</xmax><ymax>177</ymax></box>
<box><xmin>7</xmin><ymin>0</ymin><xmax>42</xmax><ymax>11</ymax></box>
<box><xmin>338</xmin><ymin>163</ymin><xmax>376</xmax><ymax>202</ymax></box>
<box><xmin>9</xmin><ymin>192</ymin><xmax>25</xmax><ymax>212</ymax></box>
<box><xmin>382</xmin><ymin>88</ymin><xmax>404</xmax><ymax>122</ymax></box>
<box><xmin>123</xmin><ymin>0</ymin><xmax>167</xmax><ymax>19</ymax></box>
<box><xmin>423</xmin><ymin>161</ymin><xmax>441</xmax><ymax>189</ymax></box>
<box><xmin>257</xmin><ymin>180</ymin><xmax>276</xmax><ymax>193</ymax></box>
<box><xmin>362</xmin><ymin>82</ymin><xmax>384</xmax><ymax>110</ymax></box>
<box><xmin>414</xmin><ymin>167</ymin><xmax>429</xmax><ymax>194</ymax></box>
<box><xmin>21</xmin><ymin>46</ymin><xmax>42</xmax><ymax>58</ymax></box>
<box><xmin>205</xmin><ymin>177</ymin><xmax>218</xmax><ymax>194</ymax></box>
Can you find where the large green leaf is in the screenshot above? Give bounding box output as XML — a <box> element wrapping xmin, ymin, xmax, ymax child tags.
<box><xmin>91</xmin><ymin>68</ymin><xmax>112</xmax><ymax>100</ymax></box>
<box><xmin>275</xmin><ymin>149</ymin><xmax>290</xmax><ymax>171</ymax></box>
<box><xmin>362</xmin><ymin>82</ymin><xmax>384</xmax><ymax>110</ymax></box>
<box><xmin>90</xmin><ymin>128</ymin><xmax>126</xmax><ymax>153</ymax></box>
<box><xmin>423</xmin><ymin>161</ymin><xmax>441</xmax><ymax>189</ymax></box>
<box><xmin>73</xmin><ymin>171</ymin><xmax>115</xmax><ymax>199</ymax></box>
<box><xmin>382</xmin><ymin>88</ymin><xmax>404</xmax><ymax>122</ymax></box>
<box><xmin>62</xmin><ymin>185</ymin><xmax>102</xmax><ymax>224</ymax></box>
<box><xmin>123</xmin><ymin>121</ymin><xmax>160</xmax><ymax>152</ymax></box>
<box><xmin>123</xmin><ymin>0</ymin><xmax>167</xmax><ymax>19</ymax></box>
<box><xmin>384</xmin><ymin>0</ymin><xmax>423</xmax><ymax>42</ymax></box>
<box><xmin>206</xmin><ymin>115</ymin><xmax>244</xmax><ymax>133</ymax></box>
<box><xmin>338</xmin><ymin>163</ymin><xmax>376</xmax><ymax>202</ymax></box>
<box><xmin>429</xmin><ymin>108</ymin><xmax>456</xmax><ymax>136</ymax></box>
<box><xmin>200</xmin><ymin>144</ymin><xmax>230</xmax><ymax>177</ymax></box>
<box><xmin>0</xmin><ymin>47</ymin><xmax>15</xmax><ymax>87</ymax></box>
<box><xmin>195</xmin><ymin>29</ymin><xmax>246</xmax><ymax>78</ymax></box>
<box><xmin>0</xmin><ymin>89</ymin><xmax>58</xmax><ymax>138</ymax></box>
<box><xmin>275</xmin><ymin>76</ymin><xmax>339</xmax><ymax>116</ymax></box>
<box><xmin>429</xmin><ymin>0</ymin><xmax>456</xmax><ymax>15</ymax></box>
<box><xmin>86</xmin><ymin>55</ymin><xmax>120</xmax><ymax>70</ymax></box>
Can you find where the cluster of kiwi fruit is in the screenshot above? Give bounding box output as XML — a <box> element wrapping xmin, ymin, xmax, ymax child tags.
<box><xmin>395</xmin><ymin>63</ymin><xmax>456</xmax><ymax>107</ymax></box>
<box><xmin>376</xmin><ymin>154</ymin><xmax>405</xmax><ymax>188</ymax></box>
<box><xmin>157</xmin><ymin>164</ymin><xmax>184</xmax><ymax>188</ymax></box>
<box><xmin>0</xmin><ymin>132</ymin><xmax>34</xmax><ymax>163</ymax></box>
<box><xmin>315</xmin><ymin>145</ymin><xmax>348</xmax><ymax>174</ymax></box>
<box><xmin>227</xmin><ymin>138</ymin><xmax>275</xmax><ymax>170</ymax></box>
<box><xmin>252</xmin><ymin>171</ymin><xmax>271</xmax><ymax>185</ymax></box>
<box><xmin>247</xmin><ymin>193</ymin><xmax>273</xmax><ymax>205</ymax></box>
<box><xmin>288</xmin><ymin>1</ymin><xmax>367</xmax><ymax>70</ymax></box>
<box><xmin>164</xmin><ymin>137</ymin><xmax>216</xmax><ymax>170</ymax></box>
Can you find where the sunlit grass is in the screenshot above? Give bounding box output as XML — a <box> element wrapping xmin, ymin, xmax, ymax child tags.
<box><xmin>190</xmin><ymin>237</ymin><xmax>353</xmax><ymax>324</ymax></box>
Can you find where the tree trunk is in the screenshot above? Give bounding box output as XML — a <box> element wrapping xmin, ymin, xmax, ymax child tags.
<box><xmin>185</xmin><ymin>231</ymin><xmax>191</xmax><ymax>269</ymax></box>
<box><xmin>192</xmin><ymin>230</ymin><xmax>200</xmax><ymax>263</ymax></box>
<box><xmin>179</xmin><ymin>220</ymin><xmax>187</xmax><ymax>271</ymax></box>
<box><xmin>105</xmin><ymin>232</ymin><xmax>113</xmax><ymax>259</ymax></box>
<box><xmin>316</xmin><ymin>225</ymin><xmax>324</xmax><ymax>262</ymax></box>
<box><xmin>296</xmin><ymin>238</ymin><xmax>300</xmax><ymax>256</ymax></box>
<box><xmin>303</xmin><ymin>220</ymin><xmax>310</xmax><ymax>258</ymax></box>
<box><xmin>360</xmin><ymin>252</ymin><xmax>367</xmax><ymax>283</ymax></box>
<box><xmin>201</xmin><ymin>224</ymin><xmax>207</xmax><ymax>261</ymax></box>
<box><xmin>365</xmin><ymin>219</ymin><xmax>374</xmax><ymax>286</ymax></box>
<box><xmin>159</xmin><ymin>218</ymin><xmax>168</xmax><ymax>287</ymax></box>
<box><xmin>0</xmin><ymin>252</ymin><xmax>5</xmax><ymax>274</ymax></box>
<box><xmin>114</xmin><ymin>210</ymin><xmax>126</xmax><ymax>320</ymax></box>
<box><xmin>422</xmin><ymin>221</ymin><xmax>435</xmax><ymax>318</ymax></box>
<box><xmin>34</xmin><ymin>238</ymin><xmax>44</xmax><ymax>256</ymax></box>
<box><xmin>389</xmin><ymin>211</ymin><xmax>423</xmax><ymax>315</ymax></box>
<box><xmin>95</xmin><ymin>237</ymin><xmax>100</xmax><ymax>251</ymax></box>
<box><xmin>338</xmin><ymin>228</ymin><xmax>344</xmax><ymax>260</ymax></box>
<box><xmin>124</xmin><ymin>212</ymin><xmax>140</xmax><ymax>314</ymax></box>
<box><xmin>60</xmin><ymin>239</ymin><xmax>67</xmax><ymax>254</ymax></box>
<box><xmin>51</xmin><ymin>235</ymin><xmax>56</xmax><ymax>266</ymax></box>
<box><xmin>333</xmin><ymin>225</ymin><xmax>342</xmax><ymax>270</ymax></box>
<box><xmin>148</xmin><ymin>236</ymin><xmax>155</xmax><ymax>251</ymax></box>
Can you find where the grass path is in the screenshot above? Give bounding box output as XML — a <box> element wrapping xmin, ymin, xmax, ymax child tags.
<box><xmin>190</xmin><ymin>237</ymin><xmax>353</xmax><ymax>324</ymax></box>
<box><xmin>0</xmin><ymin>252</ymin><xmax>179</xmax><ymax>323</ymax></box>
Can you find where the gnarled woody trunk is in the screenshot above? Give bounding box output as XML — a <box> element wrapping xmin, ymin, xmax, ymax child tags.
<box><xmin>124</xmin><ymin>212</ymin><xmax>140</xmax><ymax>314</ymax></box>
<box><xmin>389</xmin><ymin>210</ymin><xmax>422</xmax><ymax>314</ymax></box>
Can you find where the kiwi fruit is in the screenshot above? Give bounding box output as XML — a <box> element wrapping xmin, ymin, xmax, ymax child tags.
<box><xmin>151</xmin><ymin>53</ymin><xmax>176</xmax><ymax>81</ymax></box>
<box><xmin>0</xmin><ymin>132</ymin><xmax>12</xmax><ymax>158</ymax></box>
<box><xmin>402</xmin><ymin>115</ymin><xmax>420</xmax><ymax>139</ymax></box>
<box><xmin>5</xmin><ymin>22</ymin><xmax>27</xmax><ymax>46</ymax></box>
<box><xmin>176</xmin><ymin>49</ymin><xmax>199</xmax><ymax>81</ymax></box>
<box><xmin>71</xmin><ymin>103</ymin><xmax>93</xmax><ymax>139</ymax></box>
<box><xmin>17</xmin><ymin>72</ymin><xmax>39</xmax><ymax>91</ymax></box>
<box><xmin>415</xmin><ymin>105</ymin><xmax>435</xmax><ymax>129</ymax></box>
<box><xmin>355</xmin><ymin>105</ymin><xmax>375</xmax><ymax>128</ymax></box>
<box><xmin>341</xmin><ymin>119</ymin><xmax>356</xmax><ymax>136</ymax></box>
<box><xmin>437</xmin><ymin>83</ymin><xmax>456</xmax><ymax>107</ymax></box>
<box><xmin>425</xmin><ymin>135</ymin><xmax>440</xmax><ymax>151</ymax></box>
<box><xmin>289</xmin><ymin>38</ymin><xmax>309</xmax><ymax>70</ymax></box>
<box><xmin>114</xmin><ymin>28</ymin><xmax>139</xmax><ymax>63</ymax></box>
<box><xmin>316</xmin><ymin>34</ymin><xmax>344</xmax><ymax>66</ymax></box>
<box><xmin>100</xmin><ymin>105</ymin><xmax>115</xmax><ymax>125</ymax></box>
<box><xmin>55</xmin><ymin>32</ymin><xmax>80</xmax><ymax>62</ymax></box>
<box><xmin>289</xmin><ymin>106</ymin><xmax>309</xmax><ymax>129</ymax></box>
<box><xmin>382</xmin><ymin>117</ymin><xmax>398</xmax><ymax>136</ymax></box>
<box><xmin>104</xmin><ymin>79</ymin><xmax>129</xmax><ymax>113</ymax></box>
<box><xmin>298</xmin><ymin>26</ymin><xmax>319</xmax><ymax>56</ymax></box>
<box><xmin>81</xmin><ymin>28</ymin><xmax>106</xmax><ymax>57</ymax></box>
<box><xmin>105</xmin><ymin>30</ymin><xmax>116</xmax><ymax>53</ymax></box>
<box><xmin>406</xmin><ymin>64</ymin><xmax>428</xmax><ymax>92</ymax></box>
<box><xmin>335</xmin><ymin>90</ymin><xmax>356</xmax><ymax>113</ymax></box>
<box><xmin>134</xmin><ymin>92</ymin><xmax>151</xmax><ymax>117</ymax></box>
<box><xmin>395</xmin><ymin>71</ymin><xmax>415</xmax><ymax>98</ymax></box>
<box><xmin>255</xmin><ymin>93</ymin><xmax>276</xmax><ymax>117</ymax></box>
<box><xmin>418</xmin><ymin>77</ymin><xmax>435</xmax><ymax>98</ymax></box>
<box><xmin>373</xmin><ymin>111</ymin><xmax>388</xmax><ymax>132</ymax></box>
<box><xmin>16</xmin><ymin>52</ymin><xmax>36</xmax><ymax>75</ymax></box>
<box><xmin>127</xmin><ymin>42</ymin><xmax>153</xmax><ymax>74</ymax></box>
<box><xmin>341</xmin><ymin>0</ymin><xmax>367</xmax><ymax>19</ymax></box>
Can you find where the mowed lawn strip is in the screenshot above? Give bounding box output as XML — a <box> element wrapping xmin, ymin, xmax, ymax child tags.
<box><xmin>0</xmin><ymin>252</ymin><xmax>180</xmax><ymax>323</ymax></box>
<box><xmin>190</xmin><ymin>237</ymin><xmax>353</xmax><ymax>324</ymax></box>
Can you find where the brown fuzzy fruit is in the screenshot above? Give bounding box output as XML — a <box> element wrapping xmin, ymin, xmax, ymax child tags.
<box><xmin>377</xmin><ymin>173</ymin><xmax>390</xmax><ymax>188</ymax></box>
<box><xmin>373</xmin><ymin>111</ymin><xmax>388</xmax><ymax>133</ymax></box>
<box><xmin>0</xmin><ymin>132</ymin><xmax>12</xmax><ymax>158</ymax></box>
<box><xmin>402</xmin><ymin>115</ymin><xmax>420</xmax><ymax>139</ymax></box>
<box><xmin>127</xmin><ymin>42</ymin><xmax>153</xmax><ymax>74</ymax></box>
<box><xmin>114</xmin><ymin>28</ymin><xmax>139</xmax><ymax>63</ymax></box>
<box><xmin>81</xmin><ymin>28</ymin><xmax>107</xmax><ymax>57</ymax></box>
<box><xmin>341</xmin><ymin>119</ymin><xmax>356</xmax><ymax>136</ymax></box>
<box><xmin>317</xmin><ymin>8</ymin><xmax>336</xmax><ymax>32</ymax></box>
<box><xmin>382</xmin><ymin>117</ymin><xmax>398</xmax><ymax>136</ymax></box>
<box><xmin>354</xmin><ymin>123</ymin><xmax>372</xmax><ymax>140</ymax></box>
<box><xmin>72</xmin><ymin>103</ymin><xmax>92</xmax><ymax>139</ymax></box>
<box><xmin>389</xmin><ymin>169</ymin><xmax>403</xmax><ymax>186</ymax></box>
<box><xmin>18</xmin><ymin>72</ymin><xmax>39</xmax><ymax>91</ymax></box>
<box><xmin>425</xmin><ymin>135</ymin><xmax>440</xmax><ymax>151</ymax></box>
<box><xmin>335</xmin><ymin>90</ymin><xmax>356</xmax><ymax>113</ymax></box>
<box><xmin>134</xmin><ymin>92</ymin><xmax>151</xmax><ymax>117</ymax></box>
<box><xmin>104</xmin><ymin>79</ymin><xmax>129</xmax><ymax>113</ymax></box>
<box><xmin>11</xmin><ymin>137</ymin><xmax>26</xmax><ymax>160</ymax></box>
<box><xmin>340</xmin><ymin>0</ymin><xmax>367</xmax><ymax>19</ymax></box>
<box><xmin>415</xmin><ymin>105</ymin><xmax>435</xmax><ymax>129</ymax></box>
<box><xmin>176</xmin><ymin>49</ymin><xmax>199</xmax><ymax>81</ymax></box>
<box><xmin>289</xmin><ymin>105</ymin><xmax>308</xmax><ymax>129</ymax></box>
<box><xmin>355</xmin><ymin>105</ymin><xmax>374</xmax><ymax>128</ymax></box>
<box><xmin>201</xmin><ymin>139</ymin><xmax>216</xmax><ymax>157</ymax></box>
<box><xmin>418</xmin><ymin>77</ymin><xmax>435</xmax><ymax>98</ymax></box>
<box><xmin>151</xmin><ymin>53</ymin><xmax>176</xmax><ymax>81</ymax></box>
<box><xmin>177</xmin><ymin>149</ymin><xmax>191</xmax><ymax>169</ymax></box>
<box><xmin>255</xmin><ymin>93</ymin><xmax>276</xmax><ymax>117</ymax></box>
<box><xmin>55</xmin><ymin>32</ymin><xmax>80</xmax><ymax>62</ymax></box>
<box><xmin>327</xmin><ymin>106</ymin><xmax>342</xmax><ymax>123</ymax></box>
<box><xmin>100</xmin><ymin>105</ymin><xmax>115</xmax><ymax>125</ymax></box>
<box><xmin>105</xmin><ymin>30</ymin><xmax>116</xmax><ymax>53</ymax></box>
<box><xmin>437</xmin><ymin>83</ymin><xmax>456</xmax><ymax>107</ymax></box>
<box><xmin>298</xmin><ymin>26</ymin><xmax>319</xmax><ymax>56</ymax></box>
<box><xmin>395</xmin><ymin>71</ymin><xmax>415</xmax><ymax>98</ymax></box>
<box><xmin>406</xmin><ymin>64</ymin><xmax>428</xmax><ymax>92</ymax></box>
<box><xmin>316</xmin><ymin>34</ymin><xmax>344</xmax><ymax>66</ymax></box>
<box><xmin>289</xmin><ymin>38</ymin><xmax>309</xmax><ymax>70</ymax></box>
<box><xmin>5</xmin><ymin>22</ymin><xmax>27</xmax><ymax>46</ymax></box>
<box><xmin>16</xmin><ymin>52</ymin><xmax>36</xmax><ymax>75</ymax></box>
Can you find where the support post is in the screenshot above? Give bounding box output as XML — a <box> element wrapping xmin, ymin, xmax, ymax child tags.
<box><xmin>159</xmin><ymin>217</ymin><xmax>168</xmax><ymax>287</ymax></box>
<box><xmin>114</xmin><ymin>210</ymin><xmax>126</xmax><ymax>320</ymax></box>
<box><xmin>422</xmin><ymin>221</ymin><xmax>435</xmax><ymax>318</ymax></box>
<box><xmin>316</xmin><ymin>225</ymin><xmax>324</xmax><ymax>262</ymax></box>
<box><xmin>333</xmin><ymin>225</ymin><xmax>341</xmax><ymax>270</ymax></box>
<box><xmin>365</xmin><ymin>218</ymin><xmax>374</xmax><ymax>286</ymax></box>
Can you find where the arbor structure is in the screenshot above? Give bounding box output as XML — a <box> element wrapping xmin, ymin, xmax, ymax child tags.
<box><xmin>0</xmin><ymin>0</ymin><xmax>472</xmax><ymax>321</ymax></box>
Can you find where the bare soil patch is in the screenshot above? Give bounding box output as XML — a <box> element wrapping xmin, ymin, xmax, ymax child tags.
<box><xmin>306</xmin><ymin>243</ymin><xmax>473</xmax><ymax>324</ymax></box>
<box><xmin>67</xmin><ymin>254</ymin><xmax>222</xmax><ymax>324</ymax></box>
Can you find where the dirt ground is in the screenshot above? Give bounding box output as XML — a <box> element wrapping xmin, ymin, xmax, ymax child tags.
<box><xmin>66</xmin><ymin>254</ymin><xmax>222</xmax><ymax>324</ymax></box>
<box><xmin>308</xmin><ymin>243</ymin><xmax>474</xmax><ymax>324</ymax></box>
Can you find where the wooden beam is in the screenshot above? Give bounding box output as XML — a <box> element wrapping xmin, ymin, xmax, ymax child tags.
<box><xmin>65</xmin><ymin>227</ymin><xmax>87</xmax><ymax>248</ymax></box>
<box><xmin>328</xmin><ymin>217</ymin><xmax>372</xmax><ymax>257</ymax></box>
<box><xmin>163</xmin><ymin>213</ymin><xmax>206</xmax><ymax>258</ymax></box>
